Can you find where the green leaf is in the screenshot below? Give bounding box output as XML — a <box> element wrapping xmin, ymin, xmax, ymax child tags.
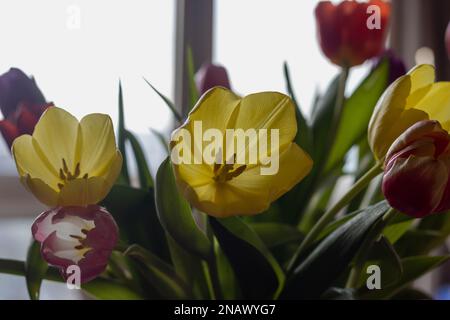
<box><xmin>281</xmin><ymin>201</ymin><xmax>389</xmax><ymax>299</ymax></box>
<box><xmin>325</xmin><ymin>60</ymin><xmax>389</xmax><ymax>172</ymax></box>
<box><xmin>125</xmin><ymin>244</ymin><xmax>191</xmax><ymax>299</ymax></box>
<box><xmin>357</xmin><ymin>236</ymin><xmax>403</xmax><ymax>288</ymax></box>
<box><xmin>210</xmin><ymin>216</ymin><xmax>285</xmax><ymax>299</ymax></box>
<box><xmin>166</xmin><ymin>235</ymin><xmax>211</xmax><ymax>299</ymax></box>
<box><xmin>358</xmin><ymin>255</ymin><xmax>450</xmax><ymax>299</ymax></box>
<box><xmin>25</xmin><ymin>240</ymin><xmax>48</xmax><ymax>300</ymax></box>
<box><xmin>250</xmin><ymin>223</ymin><xmax>303</xmax><ymax>248</ymax></box>
<box><xmin>117</xmin><ymin>81</ymin><xmax>130</xmax><ymax>184</ymax></box>
<box><xmin>124</xmin><ymin>129</ymin><xmax>153</xmax><ymax>189</ymax></box>
<box><xmin>383</xmin><ymin>219</ymin><xmax>414</xmax><ymax>244</ymax></box>
<box><xmin>310</xmin><ymin>74</ymin><xmax>340</xmax><ymax>167</ymax></box>
<box><xmin>101</xmin><ymin>184</ymin><xmax>169</xmax><ymax>260</ymax></box>
<box><xmin>321</xmin><ymin>287</ymin><xmax>356</xmax><ymax>300</ymax></box>
<box><xmin>155</xmin><ymin>157</ymin><xmax>211</xmax><ymax>259</ymax></box>
<box><xmin>283</xmin><ymin>61</ymin><xmax>311</xmax><ymax>153</ymax></box>
<box><xmin>82</xmin><ymin>278</ymin><xmax>144</xmax><ymax>300</ymax></box>
<box><xmin>143</xmin><ymin>78</ymin><xmax>182</xmax><ymax>122</ymax></box>
<box><xmin>186</xmin><ymin>46</ymin><xmax>200</xmax><ymax>111</ymax></box>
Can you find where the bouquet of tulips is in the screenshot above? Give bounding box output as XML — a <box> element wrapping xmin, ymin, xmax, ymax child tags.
<box><xmin>1</xmin><ymin>0</ymin><xmax>450</xmax><ymax>300</ymax></box>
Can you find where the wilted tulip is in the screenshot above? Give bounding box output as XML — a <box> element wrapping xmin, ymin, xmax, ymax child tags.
<box><xmin>315</xmin><ymin>0</ymin><xmax>390</xmax><ymax>67</ymax></box>
<box><xmin>382</xmin><ymin>120</ymin><xmax>450</xmax><ymax>218</ymax></box>
<box><xmin>32</xmin><ymin>205</ymin><xmax>118</xmax><ymax>283</ymax></box>
<box><xmin>195</xmin><ymin>63</ymin><xmax>231</xmax><ymax>95</ymax></box>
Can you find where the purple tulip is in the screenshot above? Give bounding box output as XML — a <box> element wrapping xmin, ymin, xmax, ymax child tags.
<box><xmin>195</xmin><ymin>63</ymin><xmax>231</xmax><ymax>95</ymax></box>
<box><xmin>372</xmin><ymin>50</ymin><xmax>407</xmax><ymax>85</ymax></box>
<box><xmin>32</xmin><ymin>205</ymin><xmax>118</xmax><ymax>284</ymax></box>
<box><xmin>0</xmin><ymin>68</ymin><xmax>46</xmax><ymax>118</ymax></box>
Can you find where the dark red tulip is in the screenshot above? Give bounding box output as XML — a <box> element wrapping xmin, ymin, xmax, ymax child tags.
<box><xmin>195</xmin><ymin>63</ymin><xmax>231</xmax><ymax>95</ymax></box>
<box><xmin>315</xmin><ymin>0</ymin><xmax>390</xmax><ymax>67</ymax></box>
<box><xmin>0</xmin><ymin>68</ymin><xmax>51</xmax><ymax>149</ymax></box>
<box><xmin>32</xmin><ymin>205</ymin><xmax>118</xmax><ymax>284</ymax></box>
<box><xmin>382</xmin><ymin>120</ymin><xmax>450</xmax><ymax>218</ymax></box>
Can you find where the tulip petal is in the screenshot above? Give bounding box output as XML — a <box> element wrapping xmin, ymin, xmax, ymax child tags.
<box><xmin>234</xmin><ymin>92</ymin><xmax>297</xmax><ymax>152</ymax></box>
<box><xmin>22</xmin><ymin>175</ymin><xmax>59</xmax><ymax>207</ymax></box>
<box><xmin>412</xmin><ymin>83</ymin><xmax>450</xmax><ymax>131</ymax></box>
<box><xmin>12</xmin><ymin>134</ymin><xmax>60</xmax><ymax>188</ymax></box>
<box><xmin>79</xmin><ymin>113</ymin><xmax>117</xmax><ymax>176</ymax></box>
<box><xmin>32</xmin><ymin>107</ymin><xmax>81</xmax><ymax>173</ymax></box>
<box><xmin>58</xmin><ymin>177</ymin><xmax>109</xmax><ymax>207</ymax></box>
<box><xmin>383</xmin><ymin>155</ymin><xmax>448</xmax><ymax>217</ymax></box>
<box><xmin>187</xmin><ymin>87</ymin><xmax>240</xmax><ymax>132</ymax></box>
<box><xmin>230</xmin><ymin>142</ymin><xmax>313</xmax><ymax>204</ymax></box>
<box><xmin>408</xmin><ymin>64</ymin><xmax>435</xmax><ymax>93</ymax></box>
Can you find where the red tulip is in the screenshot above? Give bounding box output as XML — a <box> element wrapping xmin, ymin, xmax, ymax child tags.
<box><xmin>315</xmin><ymin>0</ymin><xmax>390</xmax><ymax>67</ymax></box>
<box><xmin>0</xmin><ymin>68</ymin><xmax>51</xmax><ymax>149</ymax></box>
<box><xmin>32</xmin><ymin>205</ymin><xmax>118</xmax><ymax>284</ymax></box>
<box><xmin>195</xmin><ymin>63</ymin><xmax>231</xmax><ymax>95</ymax></box>
<box><xmin>382</xmin><ymin>120</ymin><xmax>450</xmax><ymax>218</ymax></box>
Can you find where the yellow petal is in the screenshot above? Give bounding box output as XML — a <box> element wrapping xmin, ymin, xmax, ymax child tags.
<box><xmin>186</xmin><ymin>87</ymin><xmax>240</xmax><ymax>132</ymax></box>
<box><xmin>32</xmin><ymin>107</ymin><xmax>81</xmax><ymax>173</ymax></box>
<box><xmin>12</xmin><ymin>135</ymin><xmax>60</xmax><ymax>189</ymax></box>
<box><xmin>79</xmin><ymin>113</ymin><xmax>117</xmax><ymax>176</ymax></box>
<box><xmin>235</xmin><ymin>92</ymin><xmax>297</xmax><ymax>150</ymax></box>
<box><xmin>408</xmin><ymin>64</ymin><xmax>435</xmax><ymax>93</ymax></box>
<box><xmin>101</xmin><ymin>151</ymin><xmax>123</xmax><ymax>187</ymax></box>
<box><xmin>58</xmin><ymin>177</ymin><xmax>109</xmax><ymax>206</ymax></box>
<box><xmin>229</xmin><ymin>142</ymin><xmax>312</xmax><ymax>204</ymax></box>
<box><xmin>412</xmin><ymin>82</ymin><xmax>450</xmax><ymax>131</ymax></box>
<box><xmin>22</xmin><ymin>175</ymin><xmax>59</xmax><ymax>207</ymax></box>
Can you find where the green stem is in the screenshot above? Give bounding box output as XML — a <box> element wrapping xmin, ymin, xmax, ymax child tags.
<box><xmin>205</xmin><ymin>219</ymin><xmax>223</xmax><ymax>300</ymax></box>
<box><xmin>287</xmin><ymin>162</ymin><xmax>382</xmax><ymax>273</ymax></box>
<box><xmin>346</xmin><ymin>207</ymin><xmax>398</xmax><ymax>288</ymax></box>
<box><xmin>0</xmin><ymin>258</ymin><xmax>62</xmax><ymax>282</ymax></box>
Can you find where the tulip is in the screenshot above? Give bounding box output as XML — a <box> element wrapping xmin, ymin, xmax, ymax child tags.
<box><xmin>0</xmin><ymin>68</ymin><xmax>46</xmax><ymax>118</ymax></box>
<box><xmin>12</xmin><ymin>107</ymin><xmax>122</xmax><ymax>207</ymax></box>
<box><xmin>382</xmin><ymin>120</ymin><xmax>450</xmax><ymax>218</ymax></box>
<box><xmin>368</xmin><ymin>64</ymin><xmax>450</xmax><ymax>161</ymax></box>
<box><xmin>32</xmin><ymin>205</ymin><xmax>118</xmax><ymax>283</ymax></box>
<box><xmin>0</xmin><ymin>68</ymin><xmax>51</xmax><ymax>149</ymax></box>
<box><xmin>315</xmin><ymin>0</ymin><xmax>390</xmax><ymax>67</ymax></box>
<box><xmin>195</xmin><ymin>63</ymin><xmax>231</xmax><ymax>95</ymax></box>
<box><xmin>446</xmin><ymin>21</ymin><xmax>450</xmax><ymax>60</ymax></box>
<box><xmin>372</xmin><ymin>50</ymin><xmax>407</xmax><ymax>85</ymax></box>
<box><xmin>170</xmin><ymin>87</ymin><xmax>313</xmax><ymax>217</ymax></box>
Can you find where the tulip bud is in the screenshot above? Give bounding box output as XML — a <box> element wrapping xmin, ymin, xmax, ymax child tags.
<box><xmin>0</xmin><ymin>68</ymin><xmax>46</xmax><ymax>118</ymax></box>
<box><xmin>195</xmin><ymin>63</ymin><xmax>231</xmax><ymax>95</ymax></box>
<box><xmin>315</xmin><ymin>0</ymin><xmax>390</xmax><ymax>67</ymax></box>
<box><xmin>382</xmin><ymin>120</ymin><xmax>450</xmax><ymax>218</ymax></box>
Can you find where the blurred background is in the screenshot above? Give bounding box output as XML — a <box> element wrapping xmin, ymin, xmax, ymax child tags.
<box><xmin>0</xmin><ymin>0</ymin><xmax>449</xmax><ymax>299</ymax></box>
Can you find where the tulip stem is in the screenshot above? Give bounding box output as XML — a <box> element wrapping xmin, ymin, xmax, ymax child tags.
<box><xmin>287</xmin><ymin>162</ymin><xmax>383</xmax><ymax>274</ymax></box>
<box><xmin>345</xmin><ymin>207</ymin><xmax>398</xmax><ymax>288</ymax></box>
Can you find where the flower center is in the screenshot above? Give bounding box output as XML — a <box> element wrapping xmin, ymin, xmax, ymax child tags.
<box><xmin>213</xmin><ymin>155</ymin><xmax>247</xmax><ymax>183</ymax></box>
<box><xmin>69</xmin><ymin>228</ymin><xmax>92</xmax><ymax>260</ymax></box>
<box><xmin>57</xmin><ymin>158</ymin><xmax>88</xmax><ymax>190</ymax></box>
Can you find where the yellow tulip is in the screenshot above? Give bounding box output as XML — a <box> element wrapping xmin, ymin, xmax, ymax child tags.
<box><xmin>12</xmin><ymin>107</ymin><xmax>122</xmax><ymax>207</ymax></box>
<box><xmin>368</xmin><ymin>64</ymin><xmax>450</xmax><ymax>161</ymax></box>
<box><xmin>170</xmin><ymin>87</ymin><xmax>313</xmax><ymax>217</ymax></box>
